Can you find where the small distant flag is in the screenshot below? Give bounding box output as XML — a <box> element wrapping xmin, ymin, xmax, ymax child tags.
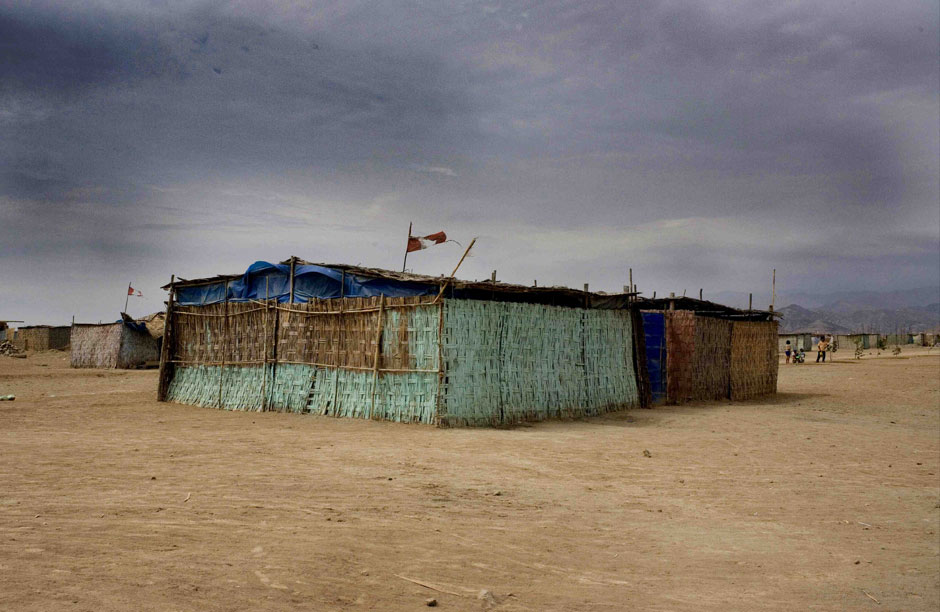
<box><xmin>407</xmin><ymin>231</ymin><xmax>447</xmax><ymax>253</ymax></box>
<box><xmin>128</xmin><ymin>286</ymin><xmax>143</xmax><ymax>297</ymax></box>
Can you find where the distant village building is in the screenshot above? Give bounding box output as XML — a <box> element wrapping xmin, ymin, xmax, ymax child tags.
<box><xmin>70</xmin><ymin>313</ymin><xmax>163</xmax><ymax>369</ymax></box>
<box><xmin>11</xmin><ymin>325</ymin><xmax>71</xmax><ymax>351</ymax></box>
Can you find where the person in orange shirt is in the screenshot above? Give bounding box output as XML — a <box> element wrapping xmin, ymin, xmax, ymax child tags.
<box><xmin>816</xmin><ymin>336</ymin><xmax>829</xmax><ymax>362</ymax></box>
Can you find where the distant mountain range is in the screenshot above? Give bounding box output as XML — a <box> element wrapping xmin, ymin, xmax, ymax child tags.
<box><xmin>775</xmin><ymin>303</ymin><xmax>938</xmax><ymax>334</ymax></box>
<box><xmin>702</xmin><ymin>286</ymin><xmax>940</xmax><ymax>333</ymax></box>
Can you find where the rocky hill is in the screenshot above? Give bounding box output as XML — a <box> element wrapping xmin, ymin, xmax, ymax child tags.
<box><xmin>777</xmin><ymin>303</ymin><xmax>940</xmax><ymax>333</ymax></box>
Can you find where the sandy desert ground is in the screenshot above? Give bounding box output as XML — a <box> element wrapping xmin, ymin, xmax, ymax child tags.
<box><xmin>1</xmin><ymin>348</ymin><xmax>938</xmax><ymax>611</ymax></box>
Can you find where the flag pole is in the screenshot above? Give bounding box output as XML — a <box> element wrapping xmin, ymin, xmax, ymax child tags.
<box><xmin>124</xmin><ymin>282</ymin><xmax>131</xmax><ymax>314</ymax></box>
<box><xmin>402</xmin><ymin>221</ymin><xmax>413</xmax><ymax>272</ymax></box>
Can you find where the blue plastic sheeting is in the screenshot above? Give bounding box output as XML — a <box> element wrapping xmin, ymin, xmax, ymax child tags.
<box><xmin>175</xmin><ymin>261</ymin><xmax>437</xmax><ymax>306</ymax></box>
<box><xmin>122</xmin><ymin>319</ymin><xmax>150</xmax><ymax>335</ymax></box>
<box><xmin>642</xmin><ymin>312</ymin><xmax>667</xmax><ymax>404</ymax></box>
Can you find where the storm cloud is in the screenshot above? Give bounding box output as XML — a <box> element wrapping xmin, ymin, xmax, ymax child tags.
<box><xmin>1</xmin><ymin>0</ymin><xmax>937</xmax><ymax>323</ymax></box>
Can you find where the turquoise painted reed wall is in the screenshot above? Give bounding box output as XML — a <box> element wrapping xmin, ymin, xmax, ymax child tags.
<box><xmin>440</xmin><ymin>300</ymin><xmax>639</xmax><ymax>426</ymax></box>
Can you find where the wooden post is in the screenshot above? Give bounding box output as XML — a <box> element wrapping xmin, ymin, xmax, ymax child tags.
<box><xmin>260</xmin><ymin>276</ymin><xmax>269</xmax><ymax>412</ymax></box>
<box><xmin>157</xmin><ymin>275</ymin><xmax>175</xmax><ymax>401</ymax></box>
<box><xmin>369</xmin><ymin>294</ymin><xmax>386</xmax><ymax>419</ymax></box>
<box><xmin>771</xmin><ymin>268</ymin><xmax>776</xmax><ymax>312</ymax></box>
<box><xmin>699</xmin><ymin>288</ymin><xmax>703</xmax><ymax>300</ymax></box>
<box><xmin>402</xmin><ymin>222</ymin><xmax>413</xmax><ymax>272</ymax></box>
<box><xmin>748</xmin><ymin>293</ymin><xmax>753</xmax><ymax>312</ymax></box>
<box><xmin>629</xmin><ymin>269</ymin><xmax>633</xmax><ymax>295</ymax></box>
<box><xmin>533</xmin><ymin>280</ymin><xmax>537</xmax><ymax>287</ymax></box>
<box><xmin>288</xmin><ymin>256</ymin><xmax>297</xmax><ymax>304</ymax></box>
<box><xmin>652</xmin><ymin>291</ymin><xmax>656</xmax><ymax>299</ymax></box>
<box><xmin>218</xmin><ymin>286</ymin><xmax>228</xmax><ymax>408</ymax></box>
<box><xmin>491</xmin><ymin>270</ymin><xmax>497</xmax><ymax>282</ymax></box>
<box><xmin>583</xmin><ymin>283</ymin><xmax>590</xmax><ymax>308</ymax></box>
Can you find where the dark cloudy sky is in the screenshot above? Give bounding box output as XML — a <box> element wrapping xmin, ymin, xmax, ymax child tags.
<box><xmin>2</xmin><ymin>0</ymin><xmax>938</xmax><ymax>324</ymax></box>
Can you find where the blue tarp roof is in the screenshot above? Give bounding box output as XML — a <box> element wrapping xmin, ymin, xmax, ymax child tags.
<box><xmin>174</xmin><ymin>261</ymin><xmax>437</xmax><ymax>306</ymax></box>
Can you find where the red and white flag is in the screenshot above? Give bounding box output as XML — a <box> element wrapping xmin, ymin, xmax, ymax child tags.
<box><xmin>128</xmin><ymin>286</ymin><xmax>143</xmax><ymax>297</ymax></box>
<box><xmin>407</xmin><ymin>231</ymin><xmax>447</xmax><ymax>253</ymax></box>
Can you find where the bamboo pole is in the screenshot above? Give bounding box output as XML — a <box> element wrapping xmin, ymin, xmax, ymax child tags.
<box><xmin>402</xmin><ymin>222</ymin><xmax>412</xmax><ymax>272</ymax></box>
<box><xmin>218</xmin><ymin>287</ymin><xmax>228</xmax><ymax>408</ymax></box>
<box><xmin>288</xmin><ymin>256</ymin><xmax>297</xmax><ymax>304</ymax></box>
<box><xmin>434</xmin><ymin>238</ymin><xmax>477</xmax><ymax>302</ymax></box>
<box><xmin>331</xmin><ymin>299</ymin><xmax>344</xmax><ymax>414</ymax></box>
<box><xmin>435</xmin><ymin>300</ymin><xmax>445</xmax><ymax>426</ymax></box>
<box><xmin>157</xmin><ymin>275</ymin><xmax>175</xmax><ymax>401</ymax></box>
<box><xmin>771</xmin><ymin>269</ymin><xmax>776</xmax><ymax>313</ymax></box>
<box><xmin>369</xmin><ymin>294</ymin><xmax>386</xmax><ymax>419</ymax></box>
<box><xmin>260</xmin><ymin>277</ymin><xmax>269</xmax><ymax>412</ymax></box>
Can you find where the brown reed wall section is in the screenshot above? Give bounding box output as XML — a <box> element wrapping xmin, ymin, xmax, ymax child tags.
<box><xmin>275</xmin><ymin>296</ymin><xmax>437</xmax><ymax>370</ymax></box>
<box><xmin>168</xmin><ymin>296</ymin><xmax>438</xmax><ymax>370</ymax></box>
<box><xmin>665</xmin><ymin>311</ymin><xmax>696</xmax><ymax>403</ymax></box>
<box><xmin>730</xmin><ymin>320</ymin><xmax>779</xmax><ymax>400</ymax></box>
<box><xmin>161</xmin><ymin>296</ymin><xmax>444</xmax><ymax>417</ymax></box>
<box><xmin>691</xmin><ymin>317</ymin><xmax>733</xmax><ymax>401</ymax></box>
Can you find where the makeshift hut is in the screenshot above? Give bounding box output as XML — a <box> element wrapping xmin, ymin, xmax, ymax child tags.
<box><xmin>635</xmin><ymin>296</ymin><xmax>777</xmax><ymax>404</ymax></box>
<box><xmin>11</xmin><ymin>325</ymin><xmax>71</xmax><ymax>351</ymax></box>
<box><xmin>158</xmin><ymin>258</ymin><xmax>645</xmax><ymax>426</ymax></box>
<box><xmin>833</xmin><ymin>334</ymin><xmax>857</xmax><ymax>352</ymax></box>
<box><xmin>70</xmin><ymin>314</ymin><xmax>162</xmax><ymax>369</ymax></box>
<box><xmin>779</xmin><ymin>333</ymin><xmax>813</xmax><ymax>353</ymax></box>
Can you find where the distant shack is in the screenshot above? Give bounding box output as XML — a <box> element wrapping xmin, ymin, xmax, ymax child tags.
<box><xmin>70</xmin><ymin>313</ymin><xmax>163</xmax><ymax>369</ymax></box>
<box><xmin>11</xmin><ymin>325</ymin><xmax>71</xmax><ymax>351</ymax></box>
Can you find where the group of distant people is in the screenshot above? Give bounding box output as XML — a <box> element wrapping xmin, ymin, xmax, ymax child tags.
<box><xmin>784</xmin><ymin>335</ymin><xmax>832</xmax><ymax>364</ymax></box>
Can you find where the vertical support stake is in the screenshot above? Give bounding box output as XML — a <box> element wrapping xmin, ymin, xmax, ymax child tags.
<box><xmin>369</xmin><ymin>294</ymin><xmax>386</xmax><ymax>420</ymax></box>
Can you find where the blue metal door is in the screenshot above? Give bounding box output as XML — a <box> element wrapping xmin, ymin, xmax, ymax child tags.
<box><xmin>642</xmin><ymin>312</ymin><xmax>667</xmax><ymax>404</ymax></box>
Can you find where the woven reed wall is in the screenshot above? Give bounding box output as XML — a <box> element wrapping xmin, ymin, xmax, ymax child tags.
<box><xmin>665</xmin><ymin>311</ymin><xmax>696</xmax><ymax>404</ymax></box>
<box><xmin>13</xmin><ymin>327</ymin><xmax>70</xmax><ymax>351</ymax></box>
<box><xmin>164</xmin><ymin>297</ymin><xmax>441</xmax><ymax>423</ymax></box>
<box><xmin>729</xmin><ymin>320</ymin><xmax>779</xmax><ymax>400</ymax></box>
<box><xmin>440</xmin><ymin>300</ymin><xmax>639</xmax><ymax>426</ymax></box>
<box><xmin>70</xmin><ymin>324</ymin><xmax>123</xmax><ymax>368</ymax></box>
<box><xmin>691</xmin><ymin>317</ymin><xmax>733</xmax><ymax>401</ymax></box>
<box><xmin>165</xmin><ymin>295</ymin><xmax>642</xmax><ymax>426</ymax></box>
<box><xmin>117</xmin><ymin>328</ymin><xmax>160</xmax><ymax>368</ymax></box>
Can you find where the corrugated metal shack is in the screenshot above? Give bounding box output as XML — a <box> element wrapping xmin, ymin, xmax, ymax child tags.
<box><xmin>70</xmin><ymin>314</ymin><xmax>163</xmax><ymax>369</ymax></box>
<box><xmin>157</xmin><ymin>258</ymin><xmax>646</xmax><ymax>426</ymax></box>
<box><xmin>635</xmin><ymin>297</ymin><xmax>778</xmax><ymax>404</ymax></box>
